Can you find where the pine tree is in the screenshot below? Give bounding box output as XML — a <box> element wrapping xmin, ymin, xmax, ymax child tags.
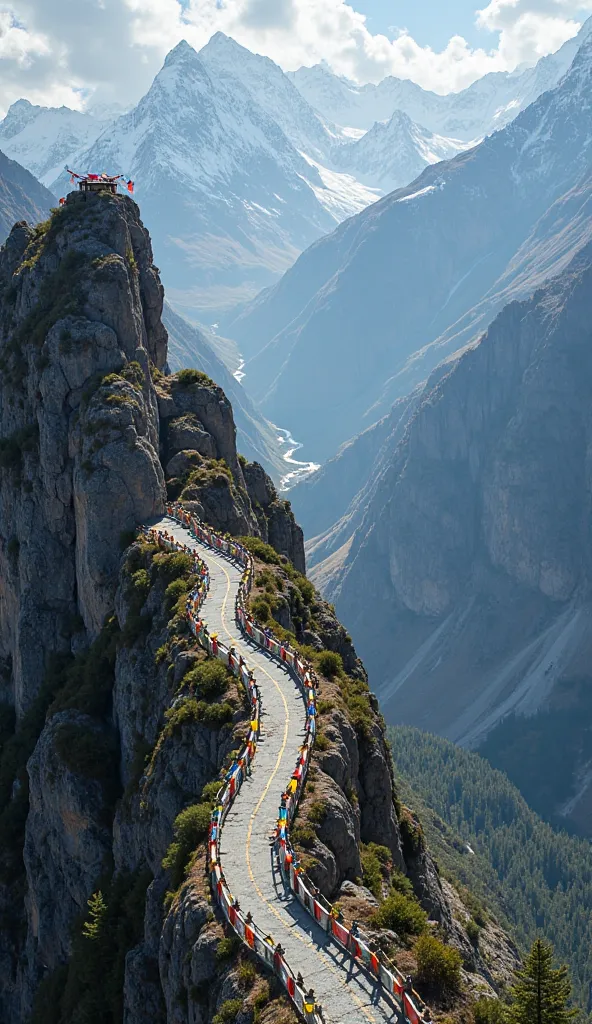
<box><xmin>82</xmin><ymin>890</ymin><xmax>107</xmax><ymax>941</ymax></box>
<box><xmin>507</xmin><ymin>938</ymin><xmax>578</xmax><ymax>1024</ymax></box>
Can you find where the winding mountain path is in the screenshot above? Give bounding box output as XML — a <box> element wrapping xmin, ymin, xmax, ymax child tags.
<box><xmin>153</xmin><ymin>516</ymin><xmax>402</xmax><ymax>1024</ymax></box>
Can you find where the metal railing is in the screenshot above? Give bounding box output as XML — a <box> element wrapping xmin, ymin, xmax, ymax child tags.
<box><xmin>148</xmin><ymin>503</ymin><xmax>432</xmax><ymax>1024</ymax></box>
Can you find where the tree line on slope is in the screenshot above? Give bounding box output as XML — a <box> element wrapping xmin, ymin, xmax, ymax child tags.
<box><xmin>389</xmin><ymin>725</ymin><xmax>592</xmax><ymax>1013</ymax></box>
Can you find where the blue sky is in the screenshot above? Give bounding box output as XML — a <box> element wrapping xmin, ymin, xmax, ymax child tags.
<box><xmin>355</xmin><ymin>0</ymin><xmax>492</xmax><ymax>49</ymax></box>
<box><xmin>355</xmin><ymin>0</ymin><xmax>591</xmax><ymax>49</ymax></box>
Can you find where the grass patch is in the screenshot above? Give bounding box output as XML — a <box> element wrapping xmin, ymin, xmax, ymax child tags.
<box><xmin>212</xmin><ymin>998</ymin><xmax>243</xmax><ymax>1024</ymax></box>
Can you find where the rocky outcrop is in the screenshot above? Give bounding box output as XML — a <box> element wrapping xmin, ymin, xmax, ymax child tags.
<box><xmin>0</xmin><ymin>190</ymin><xmax>167</xmax><ymax>717</ymax></box>
<box><xmin>158</xmin><ymin>372</ymin><xmax>305</xmax><ymax>572</ymax></box>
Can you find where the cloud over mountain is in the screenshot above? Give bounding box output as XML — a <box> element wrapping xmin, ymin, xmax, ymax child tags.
<box><xmin>1</xmin><ymin>0</ymin><xmax>590</xmax><ymax>117</ymax></box>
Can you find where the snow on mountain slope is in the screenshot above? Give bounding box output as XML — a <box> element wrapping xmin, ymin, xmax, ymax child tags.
<box><xmin>198</xmin><ymin>32</ymin><xmax>337</xmax><ymax>163</ymax></box>
<box><xmin>0</xmin><ymin>99</ymin><xmax>108</xmax><ymax>189</ymax></box>
<box><xmin>290</xmin><ymin>16</ymin><xmax>592</xmax><ymax>140</ymax></box>
<box><xmin>333</xmin><ymin>110</ymin><xmax>471</xmax><ymax>192</ymax></box>
<box><xmin>230</xmin><ymin>29</ymin><xmax>592</xmax><ymax>463</ymax></box>
<box><xmin>50</xmin><ymin>40</ymin><xmax>379</xmax><ymax>320</ymax></box>
<box><xmin>288</xmin><ymin>64</ymin><xmax>443</xmax><ymax>134</ymax></box>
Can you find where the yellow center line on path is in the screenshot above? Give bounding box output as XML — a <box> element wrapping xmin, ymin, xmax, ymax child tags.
<box><xmin>208</xmin><ymin>551</ymin><xmax>378</xmax><ymax>1024</ymax></box>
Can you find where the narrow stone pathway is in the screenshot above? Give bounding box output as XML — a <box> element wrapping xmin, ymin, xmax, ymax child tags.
<box><xmin>152</xmin><ymin>516</ymin><xmax>402</xmax><ymax>1024</ymax></box>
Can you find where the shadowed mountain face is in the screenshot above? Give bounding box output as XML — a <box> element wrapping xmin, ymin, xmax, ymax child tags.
<box><xmin>317</xmin><ymin>244</ymin><xmax>592</xmax><ymax>786</ymax></box>
<box><xmin>0</xmin><ymin>150</ymin><xmax>54</xmax><ymax>242</ymax></box>
<box><xmin>229</xmin><ymin>34</ymin><xmax>592</xmax><ymax>464</ymax></box>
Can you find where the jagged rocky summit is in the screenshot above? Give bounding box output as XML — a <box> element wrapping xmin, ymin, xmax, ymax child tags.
<box><xmin>0</xmin><ymin>189</ymin><xmax>303</xmax><ymax>718</ymax></box>
<box><xmin>0</xmin><ymin>192</ymin><xmax>515</xmax><ymax>1023</ymax></box>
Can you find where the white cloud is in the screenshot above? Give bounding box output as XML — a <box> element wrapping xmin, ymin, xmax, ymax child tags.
<box><xmin>477</xmin><ymin>0</ymin><xmax>591</xmax><ymax>62</ymax></box>
<box><xmin>0</xmin><ymin>0</ymin><xmax>589</xmax><ymax>119</ymax></box>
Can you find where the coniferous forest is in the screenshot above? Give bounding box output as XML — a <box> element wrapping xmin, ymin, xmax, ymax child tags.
<box><xmin>390</xmin><ymin>726</ymin><xmax>592</xmax><ymax>1013</ymax></box>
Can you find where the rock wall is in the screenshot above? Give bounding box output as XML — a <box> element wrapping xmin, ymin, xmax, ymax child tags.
<box><xmin>324</xmin><ymin>242</ymin><xmax>592</xmax><ymax>820</ymax></box>
<box><xmin>0</xmin><ymin>191</ymin><xmax>167</xmax><ymax>717</ymax></box>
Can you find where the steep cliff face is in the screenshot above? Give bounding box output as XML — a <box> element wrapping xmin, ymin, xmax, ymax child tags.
<box><xmin>323</xmin><ymin>242</ymin><xmax>592</xmax><ymax>831</ymax></box>
<box><xmin>0</xmin><ymin>191</ymin><xmax>167</xmax><ymax>718</ymax></box>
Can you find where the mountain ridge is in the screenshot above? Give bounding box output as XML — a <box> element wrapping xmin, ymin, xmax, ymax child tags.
<box><xmin>230</xmin><ymin>29</ymin><xmax>592</xmax><ymax>463</ymax></box>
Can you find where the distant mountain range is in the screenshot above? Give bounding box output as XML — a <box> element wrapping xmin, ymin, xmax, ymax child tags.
<box><xmin>229</xmin><ymin>29</ymin><xmax>592</xmax><ymax>463</ymax></box>
<box><xmin>289</xmin><ymin>17</ymin><xmax>592</xmax><ymax>139</ymax></box>
<box><xmin>2</xmin><ymin>26</ymin><xmax>588</xmax><ymax>321</ymax></box>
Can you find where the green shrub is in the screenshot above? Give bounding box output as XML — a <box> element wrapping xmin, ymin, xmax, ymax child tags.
<box><xmin>200</xmin><ymin>779</ymin><xmax>223</xmax><ymax>804</ymax></box>
<box><xmin>360</xmin><ymin>843</ymin><xmax>392</xmax><ymax>899</ymax></box>
<box><xmin>399</xmin><ymin>809</ymin><xmax>424</xmax><ymax>856</ymax></box>
<box><xmin>185</xmin><ymin>660</ymin><xmax>228</xmax><ymax>700</ymax></box>
<box><xmin>473</xmin><ymin>996</ymin><xmax>507</xmax><ymax>1024</ymax></box>
<box><xmin>216</xmin><ymin>936</ymin><xmax>240</xmax><ymax>961</ymax></box>
<box><xmin>176</xmin><ymin>368</ymin><xmax>214</xmax><ymax>388</ymax></box>
<box><xmin>129</xmin><ymin>568</ymin><xmax>151</xmax><ymax>601</ymax></box>
<box><xmin>239</xmin><ymin>536</ymin><xmax>281</xmax><ymax>565</ymax></box>
<box><xmin>370</xmin><ymin>890</ymin><xmax>427</xmax><ymax>936</ymax></box>
<box><xmin>307</xmin><ymin>799</ymin><xmax>329</xmax><ymax>825</ymax></box>
<box><xmin>466</xmin><ymin>918</ymin><xmax>481</xmax><ymax>946</ymax></box>
<box><xmin>162</xmin><ymin>803</ymin><xmax>211</xmax><ymax>887</ymax></box>
<box><xmin>296</xmin><ymin>577</ymin><xmax>315</xmax><ymax>605</ymax></box>
<box><xmin>200</xmin><ymin>701</ymin><xmax>233</xmax><ymax>727</ymax></box>
<box><xmin>212</xmin><ymin>998</ymin><xmax>243</xmax><ymax>1024</ymax></box>
<box><xmin>415</xmin><ymin>934</ymin><xmax>462</xmax><ymax>992</ymax></box>
<box><xmin>315</xmin><ymin>731</ymin><xmax>330</xmax><ymax>751</ymax></box>
<box><xmin>317</xmin><ymin>651</ymin><xmax>343</xmax><ymax>678</ymax></box>
<box><xmin>164</xmin><ymin>577</ymin><xmax>190</xmax><ymax>613</ymax></box>
<box><xmin>361</xmin><ymin>845</ymin><xmax>383</xmax><ymax>899</ymax></box>
<box><xmin>390</xmin><ymin>869</ymin><xmax>414</xmax><ymax>898</ymax></box>
<box><xmin>251</xmin><ymin>596</ymin><xmax>271</xmax><ymax>622</ymax></box>
<box><xmin>153</xmin><ymin>551</ymin><xmax>194</xmax><ymax>583</ymax></box>
<box><xmin>164</xmin><ymin>698</ymin><xmax>201</xmax><ymax>732</ymax></box>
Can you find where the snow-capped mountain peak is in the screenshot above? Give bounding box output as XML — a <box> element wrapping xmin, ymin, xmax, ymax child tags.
<box><xmin>0</xmin><ymin>99</ymin><xmax>39</xmax><ymax>140</ymax></box>
<box><xmin>0</xmin><ymin>100</ymin><xmax>108</xmax><ymax>188</ymax></box>
<box><xmin>198</xmin><ymin>32</ymin><xmax>338</xmax><ymax>163</ymax></box>
<box><xmin>163</xmin><ymin>37</ymin><xmax>199</xmax><ymax>67</ymax></box>
<box><xmin>333</xmin><ymin>107</ymin><xmax>471</xmax><ymax>192</ymax></box>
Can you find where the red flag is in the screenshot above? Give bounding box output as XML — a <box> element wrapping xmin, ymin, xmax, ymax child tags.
<box><xmin>127</xmin><ymin>179</ymin><xmax>134</xmax><ymax>193</ymax></box>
